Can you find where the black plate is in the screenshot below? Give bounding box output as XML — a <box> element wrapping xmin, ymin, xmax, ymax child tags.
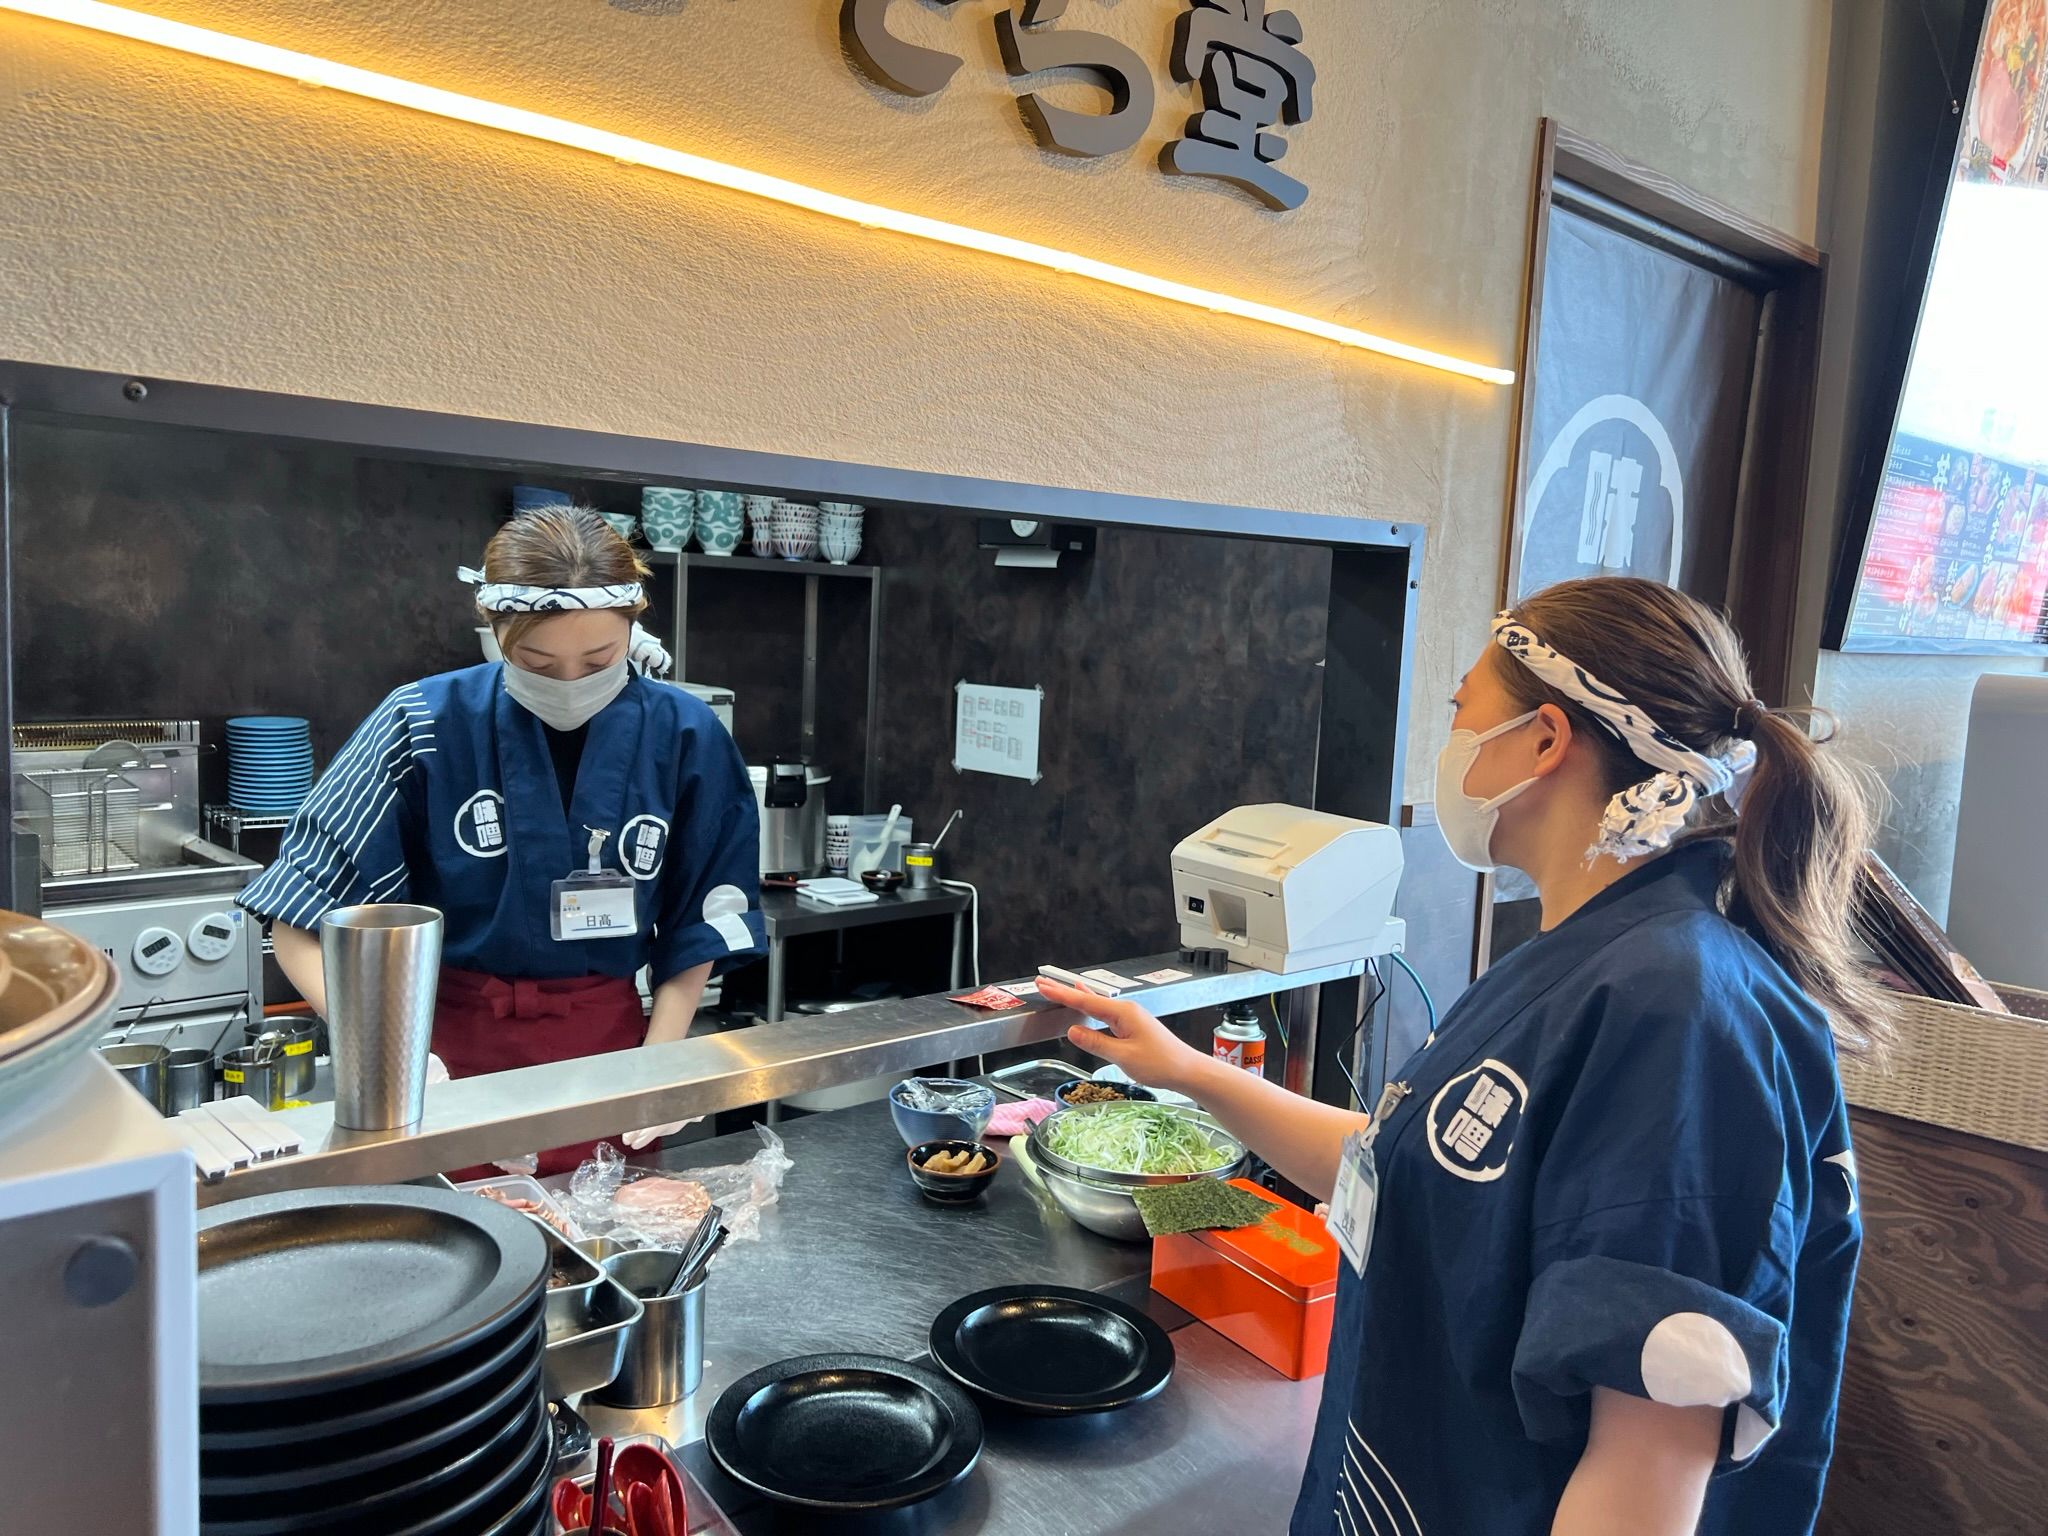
<box><xmin>200</xmin><ymin>1338</ymin><xmax>542</xmax><ymax>1496</ymax></box>
<box><xmin>198</xmin><ymin>1185</ymin><xmax>548</xmax><ymax>1403</ymax></box>
<box><xmin>929</xmin><ymin>1286</ymin><xmax>1175</xmax><ymax>1415</ymax></box>
<box><xmin>200</xmin><ymin>1292</ymin><xmax>544</xmax><ymax>1450</ymax></box>
<box><xmin>201</xmin><ymin>1381</ymin><xmax>543</xmax><ymax>1532</ymax></box>
<box><xmin>707</xmin><ymin>1354</ymin><xmax>984</xmax><ymax>1511</ymax></box>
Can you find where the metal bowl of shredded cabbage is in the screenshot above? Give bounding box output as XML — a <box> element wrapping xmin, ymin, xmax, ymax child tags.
<box><xmin>1029</xmin><ymin>1101</ymin><xmax>1246</xmax><ymax>1189</ymax></box>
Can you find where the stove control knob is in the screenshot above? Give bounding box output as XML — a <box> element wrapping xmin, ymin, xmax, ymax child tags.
<box><xmin>132</xmin><ymin>927</ymin><xmax>185</xmax><ymax>978</ymax></box>
<box><xmin>188</xmin><ymin>911</ymin><xmax>240</xmax><ymax>964</ymax></box>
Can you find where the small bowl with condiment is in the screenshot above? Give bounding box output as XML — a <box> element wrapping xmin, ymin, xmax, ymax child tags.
<box><xmin>861</xmin><ymin>868</ymin><xmax>905</xmax><ymax>894</ymax></box>
<box><xmin>1055</xmin><ymin>1078</ymin><xmax>1158</xmax><ymax>1108</ymax></box>
<box><xmin>907</xmin><ymin>1140</ymin><xmax>1002</xmax><ymax>1204</ymax></box>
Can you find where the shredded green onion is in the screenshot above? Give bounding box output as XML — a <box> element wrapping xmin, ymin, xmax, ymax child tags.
<box><xmin>1042</xmin><ymin>1103</ymin><xmax>1234</xmax><ymax>1176</ymax></box>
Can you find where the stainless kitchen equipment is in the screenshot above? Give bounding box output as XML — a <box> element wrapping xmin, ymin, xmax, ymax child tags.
<box><xmin>322</xmin><ymin>902</ymin><xmax>444</xmax><ymax>1131</ymax></box>
<box><xmin>12</xmin><ymin>721</ymin><xmax>264</xmax><ymax>1055</ymax></box>
<box><xmin>243</xmin><ymin>1015</ymin><xmax>318</xmax><ymax>1101</ymax></box>
<box><xmin>102</xmin><ymin>1041</ymin><xmax>170</xmax><ymax>1111</ymax></box>
<box><xmin>217</xmin><ymin>1043</ymin><xmax>286</xmax><ymax>1110</ymax></box>
<box><xmin>1171</xmin><ymin>803</ymin><xmax>1407</xmax><ymax>973</ymax></box>
<box><xmin>594</xmin><ymin>1249</ymin><xmax>708</xmax><ymax>1408</ymax></box>
<box><xmin>163</xmin><ymin>1047</ymin><xmax>217</xmax><ymax>1114</ymax></box>
<box><xmin>675</xmin><ymin>681</ymin><xmax>736</xmax><ymax>737</ymax></box>
<box><xmin>747</xmin><ymin>761</ymin><xmax>830</xmax><ymax>878</ymax></box>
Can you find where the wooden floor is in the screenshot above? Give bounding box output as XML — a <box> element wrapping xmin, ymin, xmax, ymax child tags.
<box><xmin>1819</xmin><ymin>1109</ymin><xmax>2048</xmax><ymax>1535</ymax></box>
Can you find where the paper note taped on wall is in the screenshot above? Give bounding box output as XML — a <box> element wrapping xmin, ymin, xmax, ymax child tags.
<box><xmin>954</xmin><ymin>682</ymin><xmax>1043</xmax><ymax>783</ymax></box>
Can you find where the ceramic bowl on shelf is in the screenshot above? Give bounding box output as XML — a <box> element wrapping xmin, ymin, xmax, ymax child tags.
<box><xmin>819</xmin><ymin>500</ymin><xmax>865</xmax><ymax>565</ymax></box>
<box><xmin>742</xmin><ymin>495</ymin><xmax>780</xmax><ymax>556</ymax></box>
<box><xmin>770</xmin><ymin>500</ymin><xmax>820</xmax><ymax>561</ymax></box>
<box><xmin>639</xmin><ymin>487</ymin><xmax>695</xmax><ymax>552</ymax></box>
<box><xmin>599</xmin><ymin>510</ymin><xmax>641</xmax><ymax>544</ymax></box>
<box><xmin>696</xmin><ymin>491</ymin><xmax>743</xmax><ymax>556</ymax></box>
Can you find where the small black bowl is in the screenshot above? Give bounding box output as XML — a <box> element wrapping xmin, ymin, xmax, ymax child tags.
<box><xmin>1054</xmin><ymin>1078</ymin><xmax>1158</xmax><ymax>1107</ymax></box>
<box><xmin>862</xmin><ymin>868</ymin><xmax>906</xmax><ymax>893</ymax></box>
<box><xmin>907</xmin><ymin>1140</ymin><xmax>1002</xmax><ymax>1204</ymax></box>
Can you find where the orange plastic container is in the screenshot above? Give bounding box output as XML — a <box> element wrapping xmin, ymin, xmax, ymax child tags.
<box><xmin>1149</xmin><ymin>1180</ymin><xmax>1340</xmax><ymax>1381</ymax></box>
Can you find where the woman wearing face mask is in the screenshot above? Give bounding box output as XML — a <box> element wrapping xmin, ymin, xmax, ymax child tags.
<box><xmin>240</xmin><ymin>506</ymin><xmax>765</xmax><ymax>1172</ymax></box>
<box><xmin>1040</xmin><ymin>576</ymin><xmax>1887</xmax><ymax>1536</ymax></box>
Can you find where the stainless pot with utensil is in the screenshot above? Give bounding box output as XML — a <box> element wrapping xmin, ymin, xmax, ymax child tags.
<box><xmin>101</xmin><ymin>1042</ymin><xmax>170</xmax><ymax>1112</ymax></box>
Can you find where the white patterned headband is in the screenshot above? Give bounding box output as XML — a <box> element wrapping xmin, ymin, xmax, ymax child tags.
<box><xmin>458</xmin><ymin>566</ymin><xmax>643</xmax><ymax>613</ymax></box>
<box><xmin>459</xmin><ymin>568</ymin><xmax>671</xmax><ymax>677</ymax></box>
<box><xmin>1491</xmin><ymin>611</ymin><xmax>1757</xmax><ymax>861</ymax></box>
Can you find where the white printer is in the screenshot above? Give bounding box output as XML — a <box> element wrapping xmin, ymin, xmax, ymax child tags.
<box><xmin>1171</xmin><ymin>804</ymin><xmax>1404</xmax><ymax>973</ymax></box>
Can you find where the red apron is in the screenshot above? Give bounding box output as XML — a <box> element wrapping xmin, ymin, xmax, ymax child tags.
<box><xmin>436</xmin><ymin>966</ymin><xmax>647</xmax><ymax>1181</ymax></box>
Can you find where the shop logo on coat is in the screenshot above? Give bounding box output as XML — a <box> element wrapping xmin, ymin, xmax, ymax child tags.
<box><xmin>1426</xmin><ymin>1060</ymin><xmax>1528</xmax><ymax>1183</ymax></box>
<box><xmin>455</xmin><ymin>789</ymin><xmax>510</xmax><ymax>859</ymax></box>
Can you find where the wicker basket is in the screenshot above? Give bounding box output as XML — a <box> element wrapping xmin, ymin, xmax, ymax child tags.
<box><xmin>1841</xmin><ymin>985</ymin><xmax>2048</xmax><ymax>1152</ymax></box>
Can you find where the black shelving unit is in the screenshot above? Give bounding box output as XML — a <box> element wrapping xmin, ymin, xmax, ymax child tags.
<box><xmin>647</xmin><ymin>551</ymin><xmax>883</xmax><ymax>812</ymax></box>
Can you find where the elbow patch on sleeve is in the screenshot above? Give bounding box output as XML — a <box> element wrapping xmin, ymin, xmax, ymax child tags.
<box><xmin>1513</xmin><ymin>1254</ymin><xmax>1787</xmax><ymax>1467</ymax></box>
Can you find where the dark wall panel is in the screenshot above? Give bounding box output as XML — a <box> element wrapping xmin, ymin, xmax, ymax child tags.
<box><xmin>861</xmin><ymin>512</ymin><xmax>1330</xmax><ymax>982</ymax></box>
<box><xmin>10</xmin><ymin>417</ymin><xmax>651</xmax><ymax>805</ymax></box>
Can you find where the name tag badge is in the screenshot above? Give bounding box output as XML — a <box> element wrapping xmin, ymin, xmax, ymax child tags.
<box><xmin>550</xmin><ymin>872</ymin><xmax>641</xmax><ymax>942</ymax></box>
<box><xmin>1328</xmin><ymin>1129</ymin><xmax>1380</xmax><ymax>1278</ymax></box>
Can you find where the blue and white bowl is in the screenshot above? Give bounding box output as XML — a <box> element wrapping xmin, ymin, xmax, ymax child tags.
<box><xmin>640</xmin><ymin>487</ymin><xmax>695</xmax><ymax>552</ymax></box>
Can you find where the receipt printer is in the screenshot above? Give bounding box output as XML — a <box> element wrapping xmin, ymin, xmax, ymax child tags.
<box><xmin>1171</xmin><ymin>805</ymin><xmax>1404</xmax><ymax>973</ymax></box>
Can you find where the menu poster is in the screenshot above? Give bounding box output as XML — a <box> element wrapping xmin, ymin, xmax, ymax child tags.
<box><xmin>1847</xmin><ymin>435</ymin><xmax>2048</xmax><ymax>652</ymax></box>
<box><xmin>1841</xmin><ymin>0</ymin><xmax>2048</xmax><ymax>655</ymax></box>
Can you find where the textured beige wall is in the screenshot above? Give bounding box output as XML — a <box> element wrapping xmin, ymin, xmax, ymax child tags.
<box><xmin>0</xmin><ymin>0</ymin><xmax>1834</xmax><ymax>782</ymax></box>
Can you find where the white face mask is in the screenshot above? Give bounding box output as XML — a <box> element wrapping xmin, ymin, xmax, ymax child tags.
<box><xmin>502</xmin><ymin>657</ymin><xmax>629</xmax><ymax>732</ymax></box>
<box><xmin>1434</xmin><ymin>711</ymin><xmax>1541</xmax><ymax>872</ymax></box>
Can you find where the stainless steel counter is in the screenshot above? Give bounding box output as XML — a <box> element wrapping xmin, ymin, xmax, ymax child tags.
<box><xmin>579</xmin><ymin>1099</ymin><xmax>1322</xmax><ymax>1535</ymax></box>
<box><xmin>196</xmin><ymin>952</ymin><xmax>1366</xmax><ymax>1205</ymax></box>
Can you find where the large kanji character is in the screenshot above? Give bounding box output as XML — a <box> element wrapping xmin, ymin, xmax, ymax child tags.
<box><xmin>1163</xmin><ymin>0</ymin><xmax>1318</xmax><ymax>210</ymax></box>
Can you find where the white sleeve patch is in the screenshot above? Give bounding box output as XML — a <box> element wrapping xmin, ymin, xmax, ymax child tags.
<box><xmin>1639</xmin><ymin>1311</ymin><xmax>1753</xmax><ymax>1408</ymax></box>
<box><xmin>709</xmin><ymin>912</ymin><xmax>755</xmax><ymax>953</ymax></box>
<box><xmin>703</xmin><ymin>884</ymin><xmax>749</xmax><ymax>921</ymax></box>
<box><xmin>1731</xmin><ymin>1403</ymin><xmax>1777</xmax><ymax>1462</ymax></box>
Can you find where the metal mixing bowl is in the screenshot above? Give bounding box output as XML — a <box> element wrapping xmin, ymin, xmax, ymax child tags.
<box><xmin>1025</xmin><ymin>1102</ymin><xmax>1247</xmax><ymax>1242</ymax></box>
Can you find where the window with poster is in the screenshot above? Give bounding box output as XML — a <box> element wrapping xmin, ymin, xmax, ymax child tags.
<box><xmin>1829</xmin><ymin>0</ymin><xmax>2048</xmax><ymax>656</ymax></box>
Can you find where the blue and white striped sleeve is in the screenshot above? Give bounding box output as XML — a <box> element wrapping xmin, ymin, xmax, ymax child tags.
<box><xmin>236</xmin><ymin>686</ymin><xmax>437</xmax><ymax>932</ymax></box>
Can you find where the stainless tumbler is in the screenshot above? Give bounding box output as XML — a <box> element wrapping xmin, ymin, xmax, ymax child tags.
<box><xmin>322</xmin><ymin>903</ymin><xmax>444</xmax><ymax>1131</ymax></box>
<box><xmin>593</xmin><ymin>1250</ymin><xmax>707</xmax><ymax>1408</ymax></box>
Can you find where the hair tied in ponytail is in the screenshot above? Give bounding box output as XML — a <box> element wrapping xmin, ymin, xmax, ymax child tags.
<box><xmin>1733</xmin><ymin>697</ymin><xmax>1769</xmax><ymax>735</ymax></box>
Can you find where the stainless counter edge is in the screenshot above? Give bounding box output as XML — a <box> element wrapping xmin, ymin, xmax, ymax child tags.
<box><xmin>196</xmin><ymin>954</ymin><xmax>1366</xmax><ymax>1205</ymax></box>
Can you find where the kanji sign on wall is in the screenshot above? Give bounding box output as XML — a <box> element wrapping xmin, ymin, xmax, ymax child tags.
<box><xmin>841</xmin><ymin>0</ymin><xmax>1318</xmax><ymax>209</ymax></box>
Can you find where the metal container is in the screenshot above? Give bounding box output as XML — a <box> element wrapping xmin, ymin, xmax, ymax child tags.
<box><xmin>1024</xmin><ymin>1102</ymin><xmax>1249</xmax><ymax>1243</ymax></box>
<box><xmin>904</xmin><ymin>840</ymin><xmax>938</xmax><ymax>891</ymax></box>
<box><xmin>243</xmin><ymin>1016</ymin><xmax>317</xmax><ymax>1101</ymax></box>
<box><xmin>162</xmin><ymin>1046</ymin><xmax>216</xmax><ymax>1114</ymax></box>
<box><xmin>216</xmin><ymin>1044</ymin><xmax>285</xmax><ymax>1110</ymax></box>
<box><xmin>747</xmin><ymin>763</ymin><xmax>830</xmax><ymax>878</ymax></box>
<box><xmin>322</xmin><ymin>903</ymin><xmax>444</xmax><ymax>1131</ymax></box>
<box><xmin>544</xmin><ymin>1268</ymin><xmax>645</xmax><ymax>1401</ymax></box>
<box><xmin>593</xmin><ymin>1249</ymin><xmax>706</xmax><ymax>1408</ymax></box>
<box><xmin>99</xmin><ymin>1042</ymin><xmax>168</xmax><ymax>1112</ymax></box>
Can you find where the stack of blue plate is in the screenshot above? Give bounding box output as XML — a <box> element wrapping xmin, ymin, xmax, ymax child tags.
<box><xmin>227</xmin><ymin>717</ymin><xmax>315</xmax><ymax>816</ymax></box>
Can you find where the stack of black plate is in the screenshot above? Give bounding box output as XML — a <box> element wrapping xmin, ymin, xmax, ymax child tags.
<box><xmin>197</xmin><ymin>1186</ymin><xmax>553</xmax><ymax>1536</ymax></box>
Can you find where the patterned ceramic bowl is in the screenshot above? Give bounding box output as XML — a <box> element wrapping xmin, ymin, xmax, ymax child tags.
<box><xmin>770</xmin><ymin>500</ymin><xmax>820</xmax><ymax>561</ymax></box>
<box><xmin>639</xmin><ymin>487</ymin><xmax>696</xmax><ymax>552</ymax></box>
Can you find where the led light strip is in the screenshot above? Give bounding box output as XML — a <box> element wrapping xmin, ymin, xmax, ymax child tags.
<box><xmin>2</xmin><ymin>0</ymin><xmax>1515</xmax><ymax>385</ymax></box>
